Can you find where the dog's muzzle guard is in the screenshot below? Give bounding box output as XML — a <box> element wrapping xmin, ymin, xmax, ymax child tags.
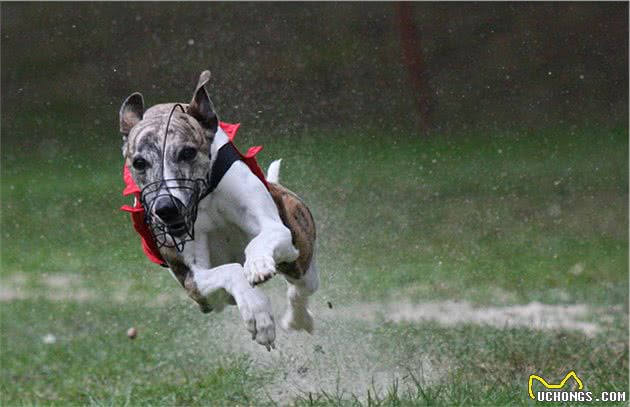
<box><xmin>138</xmin><ymin>103</ymin><xmax>210</xmax><ymax>252</ymax></box>
<box><xmin>140</xmin><ymin>177</ymin><xmax>208</xmax><ymax>252</ymax></box>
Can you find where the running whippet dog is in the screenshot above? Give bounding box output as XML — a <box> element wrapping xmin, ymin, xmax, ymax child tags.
<box><xmin>119</xmin><ymin>71</ymin><xmax>318</xmax><ymax>350</ymax></box>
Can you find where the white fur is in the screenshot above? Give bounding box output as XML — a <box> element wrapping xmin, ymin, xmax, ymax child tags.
<box><xmin>190</xmin><ymin>263</ymin><xmax>276</xmax><ymax>349</ymax></box>
<box><xmin>281</xmin><ymin>244</ymin><xmax>319</xmax><ymax>333</ymax></box>
<box><xmin>177</xmin><ymin>129</ymin><xmax>317</xmax><ymax>349</ymax></box>
<box><xmin>194</xmin><ymin>129</ymin><xmax>298</xmax><ymax>283</ymax></box>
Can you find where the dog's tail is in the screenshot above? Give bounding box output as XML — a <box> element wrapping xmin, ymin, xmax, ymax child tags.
<box><xmin>266</xmin><ymin>159</ymin><xmax>282</xmax><ymax>183</ymax></box>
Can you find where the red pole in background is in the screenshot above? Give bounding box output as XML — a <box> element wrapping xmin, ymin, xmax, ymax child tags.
<box><xmin>396</xmin><ymin>2</ymin><xmax>432</xmax><ymax>135</ymax></box>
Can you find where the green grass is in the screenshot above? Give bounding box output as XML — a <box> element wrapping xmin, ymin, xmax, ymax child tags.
<box><xmin>1</xmin><ymin>116</ymin><xmax>628</xmax><ymax>405</ymax></box>
<box><xmin>1</xmin><ymin>301</ymin><xmax>263</xmax><ymax>406</ymax></box>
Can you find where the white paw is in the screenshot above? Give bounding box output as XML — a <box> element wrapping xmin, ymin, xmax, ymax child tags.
<box><xmin>244</xmin><ymin>256</ymin><xmax>277</xmax><ymax>286</ymax></box>
<box><xmin>237</xmin><ymin>289</ymin><xmax>276</xmax><ymax>350</ymax></box>
<box><xmin>281</xmin><ymin>306</ymin><xmax>314</xmax><ymax>334</ymax></box>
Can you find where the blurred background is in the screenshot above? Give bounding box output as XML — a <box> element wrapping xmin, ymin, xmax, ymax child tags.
<box><xmin>1</xmin><ymin>3</ymin><xmax>628</xmax><ymax>405</ymax></box>
<box><xmin>1</xmin><ymin>2</ymin><xmax>627</xmax><ymax>138</ymax></box>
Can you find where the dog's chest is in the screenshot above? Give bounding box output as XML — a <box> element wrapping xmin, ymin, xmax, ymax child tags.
<box><xmin>192</xmin><ymin>197</ymin><xmax>249</xmax><ymax>267</ymax></box>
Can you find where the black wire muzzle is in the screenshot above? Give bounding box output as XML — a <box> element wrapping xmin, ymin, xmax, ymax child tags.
<box><xmin>139</xmin><ymin>104</ymin><xmax>210</xmax><ymax>252</ymax></box>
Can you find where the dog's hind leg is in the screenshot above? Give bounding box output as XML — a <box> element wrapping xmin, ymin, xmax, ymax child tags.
<box><xmin>281</xmin><ymin>246</ymin><xmax>319</xmax><ymax>334</ymax></box>
<box><xmin>265</xmin><ymin>178</ymin><xmax>319</xmax><ymax>333</ymax></box>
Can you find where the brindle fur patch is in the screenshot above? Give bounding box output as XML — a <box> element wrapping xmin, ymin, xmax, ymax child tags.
<box><xmin>161</xmin><ymin>249</ymin><xmax>213</xmax><ymax>313</ymax></box>
<box><xmin>268</xmin><ymin>183</ymin><xmax>316</xmax><ymax>280</ymax></box>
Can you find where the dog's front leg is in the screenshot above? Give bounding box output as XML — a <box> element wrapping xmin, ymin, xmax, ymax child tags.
<box><xmin>190</xmin><ymin>264</ymin><xmax>276</xmax><ymax>350</ymax></box>
<box><xmin>243</xmin><ymin>221</ymin><xmax>298</xmax><ymax>286</ymax></box>
<box><xmin>216</xmin><ymin>162</ymin><xmax>299</xmax><ymax>285</ymax></box>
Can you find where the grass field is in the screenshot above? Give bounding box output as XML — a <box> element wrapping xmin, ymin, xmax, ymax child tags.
<box><xmin>1</xmin><ymin>116</ymin><xmax>628</xmax><ymax>405</ymax></box>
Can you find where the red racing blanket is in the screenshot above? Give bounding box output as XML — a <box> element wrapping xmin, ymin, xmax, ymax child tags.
<box><xmin>121</xmin><ymin>122</ymin><xmax>268</xmax><ymax>266</ymax></box>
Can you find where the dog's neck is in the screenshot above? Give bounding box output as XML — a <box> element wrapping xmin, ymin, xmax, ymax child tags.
<box><xmin>209</xmin><ymin>126</ymin><xmax>230</xmax><ymax>168</ymax></box>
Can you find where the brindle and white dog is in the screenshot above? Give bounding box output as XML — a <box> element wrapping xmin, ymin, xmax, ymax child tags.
<box><xmin>119</xmin><ymin>71</ymin><xmax>318</xmax><ymax>350</ymax></box>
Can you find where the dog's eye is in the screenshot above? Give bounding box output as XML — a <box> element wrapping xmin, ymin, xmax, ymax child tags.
<box><xmin>179</xmin><ymin>147</ymin><xmax>197</xmax><ymax>161</ymax></box>
<box><xmin>132</xmin><ymin>157</ymin><xmax>148</xmax><ymax>171</ymax></box>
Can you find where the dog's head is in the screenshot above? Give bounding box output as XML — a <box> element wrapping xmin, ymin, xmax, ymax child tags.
<box><xmin>119</xmin><ymin>71</ymin><xmax>218</xmax><ymax>246</ymax></box>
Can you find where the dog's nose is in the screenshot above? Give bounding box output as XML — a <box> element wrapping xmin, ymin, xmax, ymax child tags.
<box><xmin>154</xmin><ymin>196</ymin><xmax>183</xmax><ymax>223</ymax></box>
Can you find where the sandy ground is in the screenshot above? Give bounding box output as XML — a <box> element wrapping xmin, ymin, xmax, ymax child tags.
<box><xmin>1</xmin><ymin>272</ymin><xmax>613</xmax><ymax>335</ymax></box>
<box><xmin>342</xmin><ymin>300</ymin><xmax>607</xmax><ymax>336</ymax></box>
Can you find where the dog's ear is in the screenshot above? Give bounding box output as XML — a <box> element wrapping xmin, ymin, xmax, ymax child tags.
<box><xmin>119</xmin><ymin>92</ymin><xmax>144</xmax><ymax>149</ymax></box>
<box><xmin>187</xmin><ymin>70</ymin><xmax>218</xmax><ymax>133</ymax></box>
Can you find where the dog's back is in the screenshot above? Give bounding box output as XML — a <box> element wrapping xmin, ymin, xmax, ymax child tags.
<box><xmin>268</xmin><ymin>182</ymin><xmax>316</xmax><ymax>280</ymax></box>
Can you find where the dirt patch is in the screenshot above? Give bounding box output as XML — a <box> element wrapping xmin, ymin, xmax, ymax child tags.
<box><xmin>0</xmin><ymin>273</ymin><xmax>94</xmax><ymax>302</ymax></box>
<box><xmin>343</xmin><ymin>300</ymin><xmax>602</xmax><ymax>336</ymax></box>
<box><xmin>0</xmin><ymin>274</ymin><xmax>609</xmax><ymax>338</ymax></box>
<box><xmin>0</xmin><ymin>285</ymin><xmax>29</xmax><ymax>301</ymax></box>
<box><xmin>0</xmin><ymin>274</ymin><xmax>31</xmax><ymax>301</ymax></box>
<box><xmin>185</xmin><ymin>299</ymin><xmax>442</xmax><ymax>405</ymax></box>
<box><xmin>0</xmin><ymin>273</ymin><xmax>177</xmax><ymax>305</ymax></box>
<box><xmin>265</xmin><ymin>315</ymin><xmax>440</xmax><ymax>404</ymax></box>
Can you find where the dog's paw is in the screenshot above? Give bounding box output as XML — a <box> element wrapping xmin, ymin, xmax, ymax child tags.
<box><xmin>281</xmin><ymin>306</ymin><xmax>314</xmax><ymax>334</ymax></box>
<box><xmin>237</xmin><ymin>289</ymin><xmax>276</xmax><ymax>350</ymax></box>
<box><xmin>244</xmin><ymin>256</ymin><xmax>277</xmax><ymax>286</ymax></box>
